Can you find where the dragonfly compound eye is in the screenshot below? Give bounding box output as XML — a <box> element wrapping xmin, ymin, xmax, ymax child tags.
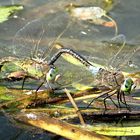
<box><xmin>46</xmin><ymin>67</ymin><xmax>58</xmax><ymax>81</ymax></box>
<box><xmin>121</xmin><ymin>78</ymin><xmax>135</xmax><ymax>92</ymax></box>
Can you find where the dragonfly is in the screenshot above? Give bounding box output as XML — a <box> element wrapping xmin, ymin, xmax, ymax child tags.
<box><xmin>7</xmin><ymin>11</ymin><xmax>115</xmax><ymax>91</ymax></box>
<box><xmin>50</xmin><ymin>27</ymin><xmax>139</xmax><ymax>111</ymax></box>
<box><xmin>0</xmin><ymin>12</ymin><xmax>99</xmax><ymax>96</ymax></box>
<box><xmin>52</xmin><ymin>42</ymin><xmax>138</xmax><ymax>112</ymax></box>
<box><xmin>0</xmin><ymin>11</ymin><xmax>138</xmax><ymax>111</ymax></box>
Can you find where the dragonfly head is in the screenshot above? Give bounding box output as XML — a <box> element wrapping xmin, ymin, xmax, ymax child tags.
<box><xmin>46</xmin><ymin>66</ymin><xmax>58</xmax><ymax>82</ymax></box>
<box><xmin>121</xmin><ymin>78</ymin><xmax>136</xmax><ymax>93</ymax></box>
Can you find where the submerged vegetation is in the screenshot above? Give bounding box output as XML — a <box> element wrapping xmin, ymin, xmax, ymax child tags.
<box><xmin>0</xmin><ymin>0</ymin><xmax>140</xmax><ymax>139</ymax></box>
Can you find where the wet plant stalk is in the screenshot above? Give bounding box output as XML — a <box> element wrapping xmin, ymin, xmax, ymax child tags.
<box><xmin>64</xmin><ymin>88</ymin><xmax>86</xmax><ymax>126</ymax></box>
<box><xmin>15</xmin><ymin>112</ymin><xmax>113</xmax><ymax>140</ymax></box>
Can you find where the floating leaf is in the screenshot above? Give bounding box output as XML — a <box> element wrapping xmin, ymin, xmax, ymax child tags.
<box><xmin>0</xmin><ymin>5</ymin><xmax>24</xmax><ymax>23</ymax></box>
<box><xmin>66</xmin><ymin>4</ymin><xmax>118</xmax><ymax>35</ymax></box>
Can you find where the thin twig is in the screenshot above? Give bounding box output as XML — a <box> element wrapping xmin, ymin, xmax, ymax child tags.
<box><xmin>64</xmin><ymin>88</ymin><xmax>86</xmax><ymax>126</ymax></box>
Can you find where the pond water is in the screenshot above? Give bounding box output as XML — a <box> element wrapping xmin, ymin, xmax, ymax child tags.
<box><xmin>0</xmin><ymin>0</ymin><xmax>140</xmax><ymax>139</ymax></box>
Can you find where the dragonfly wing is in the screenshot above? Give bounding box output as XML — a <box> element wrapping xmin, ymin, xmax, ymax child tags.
<box><xmin>12</xmin><ymin>12</ymin><xmax>71</xmax><ymax>60</ymax></box>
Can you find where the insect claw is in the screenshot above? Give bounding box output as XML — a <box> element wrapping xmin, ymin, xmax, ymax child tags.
<box><xmin>22</xmin><ymin>76</ymin><xmax>27</xmax><ymax>90</ymax></box>
<box><xmin>103</xmin><ymin>97</ymin><xmax>108</xmax><ymax>113</ymax></box>
<box><xmin>34</xmin><ymin>91</ymin><xmax>38</xmax><ymax>101</ymax></box>
<box><xmin>34</xmin><ymin>81</ymin><xmax>45</xmax><ymax>100</ymax></box>
<box><xmin>102</xmin><ymin>108</ymin><xmax>107</xmax><ymax>115</ymax></box>
<box><xmin>126</xmin><ymin>105</ymin><xmax>131</xmax><ymax>112</ymax></box>
<box><xmin>114</xmin><ymin>103</ymin><xmax>119</xmax><ymax>108</ymax></box>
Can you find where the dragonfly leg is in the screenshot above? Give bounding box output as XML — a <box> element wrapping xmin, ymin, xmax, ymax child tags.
<box><xmin>108</xmin><ymin>95</ymin><xmax>118</xmax><ymax>108</ymax></box>
<box><xmin>103</xmin><ymin>91</ymin><xmax>117</xmax><ymax>113</ymax></box>
<box><xmin>86</xmin><ymin>92</ymin><xmax>109</xmax><ymax>108</ymax></box>
<box><xmin>34</xmin><ymin>81</ymin><xmax>45</xmax><ymax>100</ymax></box>
<box><xmin>114</xmin><ymin>75</ymin><xmax>120</xmax><ymax>86</ymax></box>
<box><xmin>117</xmin><ymin>91</ymin><xmax>122</xmax><ymax>108</ymax></box>
<box><xmin>120</xmin><ymin>92</ymin><xmax>131</xmax><ymax>111</ymax></box>
<box><xmin>22</xmin><ymin>76</ymin><xmax>27</xmax><ymax>90</ymax></box>
<box><xmin>86</xmin><ymin>98</ymin><xmax>95</xmax><ymax>108</ymax></box>
<box><xmin>103</xmin><ymin>99</ymin><xmax>107</xmax><ymax>114</ymax></box>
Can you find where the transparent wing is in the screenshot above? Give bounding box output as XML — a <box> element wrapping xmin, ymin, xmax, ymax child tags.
<box><xmin>10</xmin><ymin>11</ymin><xmax>101</xmax><ymax>89</ymax></box>
<box><xmin>12</xmin><ymin>12</ymin><xmax>71</xmax><ymax>60</ymax></box>
<box><xmin>52</xmin><ymin>21</ymin><xmax>140</xmax><ymax>89</ymax></box>
<box><xmin>8</xmin><ymin>10</ymin><xmax>140</xmax><ymax>90</ymax></box>
<box><xmin>57</xmin><ymin>31</ymin><xmax>140</xmax><ymax>74</ymax></box>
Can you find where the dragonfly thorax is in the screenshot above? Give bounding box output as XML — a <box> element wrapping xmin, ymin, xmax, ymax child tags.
<box><xmin>97</xmin><ymin>68</ymin><xmax>124</xmax><ymax>89</ymax></box>
<box><xmin>17</xmin><ymin>59</ymin><xmax>50</xmax><ymax>79</ymax></box>
<box><xmin>31</xmin><ymin>56</ymin><xmax>47</xmax><ymax>64</ymax></box>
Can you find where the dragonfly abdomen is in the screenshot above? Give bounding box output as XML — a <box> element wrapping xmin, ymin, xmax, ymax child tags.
<box><xmin>48</xmin><ymin>48</ymin><xmax>92</xmax><ymax>67</ymax></box>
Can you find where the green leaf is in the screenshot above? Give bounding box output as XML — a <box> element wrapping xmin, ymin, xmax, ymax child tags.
<box><xmin>0</xmin><ymin>62</ymin><xmax>23</xmax><ymax>79</ymax></box>
<box><xmin>0</xmin><ymin>5</ymin><xmax>24</xmax><ymax>23</ymax></box>
<box><xmin>88</xmin><ymin>123</ymin><xmax>140</xmax><ymax>136</ymax></box>
<box><xmin>0</xmin><ymin>94</ymin><xmax>14</xmax><ymax>100</ymax></box>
